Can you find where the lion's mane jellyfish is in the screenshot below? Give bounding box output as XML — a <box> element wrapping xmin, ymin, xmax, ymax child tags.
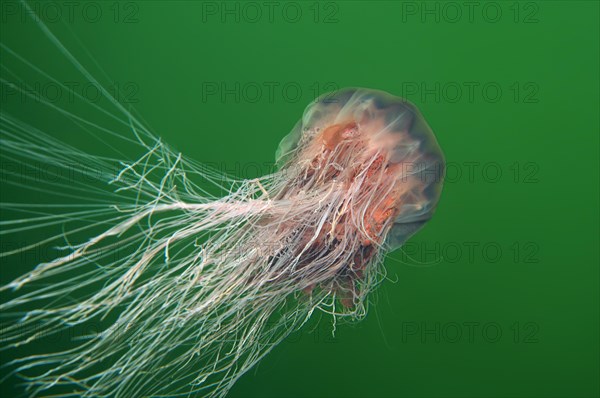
<box><xmin>0</xmin><ymin>88</ymin><xmax>444</xmax><ymax>397</ymax></box>
<box><xmin>271</xmin><ymin>88</ymin><xmax>444</xmax><ymax>305</ymax></box>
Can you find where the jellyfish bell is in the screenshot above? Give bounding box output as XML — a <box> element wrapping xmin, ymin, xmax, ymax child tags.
<box><xmin>267</xmin><ymin>88</ymin><xmax>446</xmax><ymax>309</ymax></box>
<box><xmin>276</xmin><ymin>87</ymin><xmax>445</xmax><ymax>254</ymax></box>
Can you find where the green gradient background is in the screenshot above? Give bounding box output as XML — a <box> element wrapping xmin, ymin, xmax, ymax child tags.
<box><xmin>1</xmin><ymin>1</ymin><xmax>599</xmax><ymax>397</ymax></box>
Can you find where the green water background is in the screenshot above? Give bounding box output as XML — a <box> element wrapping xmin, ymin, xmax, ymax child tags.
<box><xmin>0</xmin><ymin>1</ymin><xmax>598</xmax><ymax>397</ymax></box>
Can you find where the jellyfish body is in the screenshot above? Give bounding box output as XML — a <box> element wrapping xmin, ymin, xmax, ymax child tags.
<box><xmin>277</xmin><ymin>88</ymin><xmax>444</xmax><ymax>246</ymax></box>
<box><xmin>271</xmin><ymin>88</ymin><xmax>444</xmax><ymax>305</ymax></box>
<box><xmin>0</xmin><ymin>88</ymin><xmax>444</xmax><ymax>397</ymax></box>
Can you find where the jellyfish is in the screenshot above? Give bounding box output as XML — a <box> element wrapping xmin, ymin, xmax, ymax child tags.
<box><xmin>0</xmin><ymin>10</ymin><xmax>444</xmax><ymax>397</ymax></box>
<box><xmin>0</xmin><ymin>85</ymin><xmax>444</xmax><ymax>397</ymax></box>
